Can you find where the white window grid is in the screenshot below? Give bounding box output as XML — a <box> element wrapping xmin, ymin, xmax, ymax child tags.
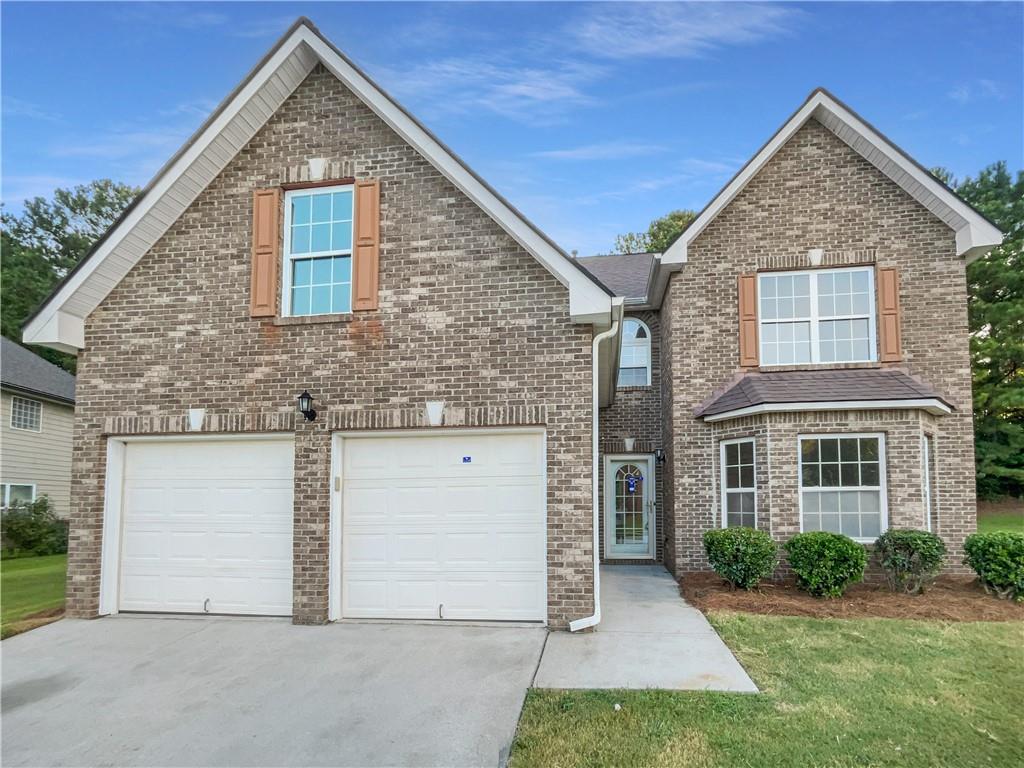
<box><xmin>798</xmin><ymin>432</ymin><xmax>888</xmax><ymax>543</ymax></box>
<box><xmin>10</xmin><ymin>396</ymin><xmax>41</xmax><ymax>431</ymax></box>
<box><xmin>759</xmin><ymin>267</ymin><xmax>877</xmax><ymax>366</ymax></box>
<box><xmin>618</xmin><ymin>318</ymin><xmax>652</xmax><ymax>387</ymax></box>
<box><xmin>720</xmin><ymin>438</ymin><xmax>757</xmax><ymax>528</ymax></box>
<box><xmin>281</xmin><ymin>184</ymin><xmax>354</xmax><ymax>317</ymax></box>
<box><xmin>1</xmin><ymin>483</ymin><xmax>36</xmax><ymax>508</ymax></box>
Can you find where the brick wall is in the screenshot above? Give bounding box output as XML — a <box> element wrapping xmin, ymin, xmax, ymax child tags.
<box><xmin>68</xmin><ymin>64</ymin><xmax>596</xmax><ymax>627</ymax></box>
<box><xmin>662</xmin><ymin>118</ymin><xmax>975</xmax><ymax>573</ymax></box>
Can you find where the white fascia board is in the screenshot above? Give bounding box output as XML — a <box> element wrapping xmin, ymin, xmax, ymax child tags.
<box><xmin>298</xmin><ymin>28</ymin><xmax>612</xmax><ymax>324</ymax></box>
<box><xmin>663</xmin><ymin>90</ymin><xmax>1002</xmax><ymax>266</ymax></box>
<box><xmin>702</xmin><ymin>398</ymin><xmax>953</xmax><ymax>423</ymax></box>
<box><xmin>22</xmin><ymin>311</ymin><xmax>85</xmax><ymax>354</ymax></box>
<box><xmin>23</xmin><ymin>36</ymin><xmax>313</xmax><ymax>352</ymax></box>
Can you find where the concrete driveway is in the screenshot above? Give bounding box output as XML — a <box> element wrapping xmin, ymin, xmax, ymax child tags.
<box><xmin>2</xmin><ymin>616</ymin><xmax>545</xmax><ymax>767</ymax></box>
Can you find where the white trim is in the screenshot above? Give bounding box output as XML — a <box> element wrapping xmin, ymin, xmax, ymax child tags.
<box><xmin>662</xmin><ymin>89</ymin><xmax>1002</xmax><ymax>266</ymax></box>
<box><xmin>330</xmin><ymin>426</ymin><xmax>548</xmax><ymax>625</ymax></box>
<box><xmin>280</xmin><ymin>184</ymin><xmax>354</xmax><ymax>318</ymax></box>
<box><xmin>719</xmin><ymin>438</ymin><xmax>757</xmax><ymax>529</ymax></box>
<box><xmin>617</xmin><ymin>318</ymin><xmax>652</xmax><ymax>388</ymax></box>
<box><xmin>24</xmin><ymin>21</ymin><xmax>612</xmax><ymax>351</ymax></box>
<box><xmin>9</xmin><ymin>395</ymin><xmax>43</xmax><ymax>432</ymax></box>
<box><xmin>602</xmin><ymin>453</ymin><xmax>657</xmax><ymax>560</ymax></box>
<box><xmin>98</xmin><ymin>433</ymin><xmax>295</xmax><ymax>617</ymax></box>
<box><xmin>797</xmin><ymin>432</ymin><xmax>888</xmax><ymax>543</ymax></box>
<box><xmin>1</xmin><ymin>482</ymin><xmax>38</xmax><ymax>508</ymax></box>
<box><xmin>922</xmin><ymin>433</ymin><xmax>934</xmax><ymax>532</ymax></box>
<box><xmin>758</xmin><ymin>266</ymin><xmax>877</xmax><ymax>366</ymax></box>
<box><xmin>703</xmin><ymin>398</ymin><xmax>952</xmax><ymax>422</ymax></box>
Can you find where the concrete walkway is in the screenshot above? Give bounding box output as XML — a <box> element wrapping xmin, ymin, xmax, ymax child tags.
<box><xmin>534</xmin><ymin>565</ymin><xmax>758</xmax><ymax>691</ymax></box>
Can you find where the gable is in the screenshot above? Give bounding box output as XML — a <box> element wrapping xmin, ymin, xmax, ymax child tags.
<box><xmin>662</xmin><ymin>88</ymin><xmax>1002</xmax><ymax>268</ymax></box>
<box><xmin>23</xmin><ymin>18</ymin><xmax>612</xmax><ymax>354</ymax></box>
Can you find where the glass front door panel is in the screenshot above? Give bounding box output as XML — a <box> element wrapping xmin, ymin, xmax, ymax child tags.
<box><xmin>609</xmin><ymin>459</ymin><xmax>652</xmax><ymax>556</ymax></box>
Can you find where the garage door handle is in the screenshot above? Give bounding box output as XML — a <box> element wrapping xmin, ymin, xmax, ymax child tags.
<box><xmin>203</xmin><ymin>598</ymin><xmax>210</xmax><ymax>613</ymax></box>
<box><xmin>439</xmin><ymin>603</ymin><xmax>444</xmax><ymax>620</ymax></box>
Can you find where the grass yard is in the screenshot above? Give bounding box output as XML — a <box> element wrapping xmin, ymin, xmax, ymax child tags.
<box><xmin>1</xmin><ymin>554</ymin><xmax>67</xmax><ymax>639</ymax></box>
<box><xmin>512</xmin><ymin>614</ymin><xmax>1024</xmax><ymax>768</ymax></box>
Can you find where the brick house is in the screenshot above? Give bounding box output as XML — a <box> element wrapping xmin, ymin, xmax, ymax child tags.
<box><xmin>24</xmin><ymin>19</ymin><xmax>1001</xmax><ymax>629</ymax></box>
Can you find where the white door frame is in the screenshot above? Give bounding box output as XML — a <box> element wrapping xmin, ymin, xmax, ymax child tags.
<box><xmin>603</xmin><ymin>453</ymin><xmax>656</xmax><ymax>560</ymax></box>
<box><xmin>329</xmin><ymin>427</ymin><xmax>548</xmax><ymax>623</ymax></box>
<box><xmin>98</xmin><ymin>432</ymin><xmax>294</xmax><ymax>617</ymax></box>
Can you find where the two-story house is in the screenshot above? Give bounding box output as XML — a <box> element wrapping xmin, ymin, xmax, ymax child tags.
<box><xmin>23</xmin><ymin>19</ymin><xmax>1000</xmax><ymax>629</ymax></box>
<box><xmin>1</xmin><ymin>337</ymin><xmax>76</xmax><ymax>516</ymax></box>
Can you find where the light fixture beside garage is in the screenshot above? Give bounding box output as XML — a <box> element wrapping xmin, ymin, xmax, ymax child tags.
<box><xmin>297</xmin><ymin>390</ymin><xmax>317</xmax><ymax>422</ymax></box>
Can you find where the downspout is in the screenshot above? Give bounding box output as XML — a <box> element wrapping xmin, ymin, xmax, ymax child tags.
<box><xmin>569</xmin><ymin>309</ymin><xmax>621</xmax><ymax>632</ymax></box>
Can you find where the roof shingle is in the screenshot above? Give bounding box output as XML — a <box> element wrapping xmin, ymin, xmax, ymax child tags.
<box><xmin>576</xmin><ymin>253</ymin><xmax>655</xmax><ymax>300</ymax></box>
<box><xmin>0</xmin><ymin>337</ymin><xmax>76</xmax><ymax>404</ymax></box>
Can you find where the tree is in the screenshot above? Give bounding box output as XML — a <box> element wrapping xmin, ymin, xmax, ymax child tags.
<box><xmin>614</xmin><ymin>209</ymin><xmax>697</xmax><ymax>254</ymax></box>
<box><xmin>952</xmin><ymin>163</ymin><xmax>1024</xmax><ymax>499</ymax></box>
<box><xmin>1</xmin><ymin>180</ymin><xmax>138</xmax><ymax>372</ymax></box>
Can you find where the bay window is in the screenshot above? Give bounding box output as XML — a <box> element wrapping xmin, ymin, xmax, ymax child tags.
<box><xmin>721</xmin><ymin>438</ymin><xmax>756</xmax><ymax>528</ymax></box>
<box><xmin>799</xmin><ymin>434</ymin><xmax>886</xmax><ymax>542</ymax></box>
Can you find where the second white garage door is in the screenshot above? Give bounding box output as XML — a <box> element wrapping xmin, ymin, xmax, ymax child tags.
<box><xmin>340</xmin><ymin>430</ymin><xmax>546</xmax><ymax>621</ymax></box>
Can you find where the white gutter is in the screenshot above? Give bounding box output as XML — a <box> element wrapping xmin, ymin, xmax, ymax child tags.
<box><xmin>570</xmin><ymin>313</ymin><xmax>622</xmax><ymax>632</ymax></box>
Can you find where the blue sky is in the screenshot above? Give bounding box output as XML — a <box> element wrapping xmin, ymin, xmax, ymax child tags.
<box><xmin>3</xmin><ymin>1</ymin><xmax>1022</xmax><ymax>255</ymax></box>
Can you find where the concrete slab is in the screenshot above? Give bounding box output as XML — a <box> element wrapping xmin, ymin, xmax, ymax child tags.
<box><xmin>2</xmin><ymin>616</ymin><xmax>546</xmax><ymax>767</ymax></box>
<box><xmin>534</xmin><ymin>566</ymin><xmax>758</xmax><ymax>692</ymax></box>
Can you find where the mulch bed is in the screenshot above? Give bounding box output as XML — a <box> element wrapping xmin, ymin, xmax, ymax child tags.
<box><xmin>680</xmin><ymin>572</ymin><xmax>1024</xmax><ymax>622</ymax></box>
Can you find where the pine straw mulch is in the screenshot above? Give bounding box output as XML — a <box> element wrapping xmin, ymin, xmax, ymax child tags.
<box><xmin>1</xmin><ymin>607</ymin><xmax>64</xmax><ymax>640</ymax></box>
<box><xmin>680</xmin><ymin>572</ymin><xmax>1024</xmax><ymax>622</ymax></box>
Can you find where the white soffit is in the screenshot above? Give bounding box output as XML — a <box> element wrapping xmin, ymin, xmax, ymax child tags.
<box><xmin>24</xmin><ymin>19</ymin><xmax>611</xmax><ymax>352</ymax></box>
<box><xmin>662</xmin><ymin>89</ymin><xmax>1002</xmax><ymax>267</ymax></box>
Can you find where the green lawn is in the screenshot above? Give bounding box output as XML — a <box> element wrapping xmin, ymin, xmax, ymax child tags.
<box><xmin>1</xmin><ymin>554</ymin><xmax>67</xmax><ymax>638</ymax></box>
<box><xmin>512</xmin><ymin>614</ymin><xmax>1024</xmax><ymax>767</ymax></box>
<box><xmin>977</xmin><ymin>510</ymin><xmax>1024</xmax><ymax>534</ymax></box>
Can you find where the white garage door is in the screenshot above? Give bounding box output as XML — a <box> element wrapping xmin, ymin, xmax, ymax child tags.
<box><xmin>341</xmin><ymin>431</ymin><xmax>546</xmax><ymax>621</ymax></box>
<box><xmin>119</xmin><ymin>438</ymin><xmax>294</xmax><ymax>616</ymax></box>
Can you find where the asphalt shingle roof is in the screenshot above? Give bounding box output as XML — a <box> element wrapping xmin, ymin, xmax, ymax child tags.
<box><xmin>695</xmin><ymin>368</ymin><xmax>950</xmax><ymax>418</ymax></box>
<box><xmin>0</xmin><ymin>337</ymin><xmax>76</xmax><ymax>404</ymax></box>
<box><xmin>576</xmin><ymin>253</ymin><xmax>655</xmax><ymax>300</ymax></box>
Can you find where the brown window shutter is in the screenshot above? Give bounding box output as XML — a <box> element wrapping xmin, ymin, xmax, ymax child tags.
<box><xmin>877</xmin><ymin>267</ymin><xmax>902</xmax><ymax>362</ymax></box>
<box><xmin>250</xmin><ymin>188</ymin><xmax>281</xmax><ymax>317</ymax></box>
<box><xmin>352</xmin><ymin>179</ymin><xmax>380</xmax><ymax>311</ymax></box>
<box><xmin>738</xmin><ymin>273</ymin><xmax>759</xmax><ymax>368</ymax></box>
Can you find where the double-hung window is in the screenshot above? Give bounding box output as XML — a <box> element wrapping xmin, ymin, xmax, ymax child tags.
<box><xmin>759</xmin><ymin>267</ymin><xmax>876</xmax><ymax>365</ymax></box>
<box><xmin>721</xmin><ymin>438</ymin><xmax>756</xmax><ymax>527</ymax></box>
<box><xmin>10</xmin><ymin>396</ymin><xmax>41</xmax><ymax>431</ymax></box>
<box><xmin>799</xmin><ymin>434</ymin><xmax>886</xmax><ymax>541</ymax></box>
<box><xmin>282</xmin><ymin>185</ymin><xmax>354</xmax><ymax>316</ymax></box>
<box><xmin>618</xmin><ymin>319</ymin><xmax>652</xmax><ymax>387</ymax></box>
<box><xmin>1</xmin><ymin>483</ymin><xmax>35</xmax><ymax>508</ymax></box>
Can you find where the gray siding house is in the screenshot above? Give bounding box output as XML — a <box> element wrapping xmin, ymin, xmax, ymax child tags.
<box><xmin>23</xmin><ymin>19</ymin><xmax>1001</xmax><ymax>629</ymax></box>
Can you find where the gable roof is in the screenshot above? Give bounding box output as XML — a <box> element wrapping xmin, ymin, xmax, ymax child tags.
<box><xmin>694</xmin><ymin>368</ymin><xmax>951</xmax><ymax>422</ymax></box>
<box><xmin>0</xmin><ymin>337</ymin><xmax>76</xmax><ymax>405</ymax></box>
<box><xmin>662</xmin><ymin>88</ymin><xmax>1002</xmax><ymax>267</ymax></box>
<box><xmin>23</xmin><ymin>18</ymin><xmax>613</xmax><ymax>353</ymax></box>
<box><xmin>576</xmin><ymin>253</ymin><xmax>656</xmax><ymax>300</ymax></box>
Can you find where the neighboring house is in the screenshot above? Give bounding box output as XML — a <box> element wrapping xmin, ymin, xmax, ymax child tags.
<box><xmin>23</xmin><ymin>19</ymin><xmax>1001</xmax><ymax>628</ymax></box>
<box><xmin>0</xmin><ymin>337</ymin><xmax>76</xmax><ymax>517</ymax></box>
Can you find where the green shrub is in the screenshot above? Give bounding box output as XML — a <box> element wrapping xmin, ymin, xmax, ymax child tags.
<box><xmin>703</xmin><ymin>527</ymin><xmax>778</xmax><ymax>589</ymax></box>
<box><xmin>1</xmin><ymin>496</ymin><xmax>68</xmax><ymax>556</ymax></box>
<box><xmin>962</xmin><ymin>531</ymin><xmax>1024</xmax><ymax>602</ymax></box>
<box><xmin>874</xmin><ymin>529</ymin><xmax>947</xmax><ymax>594</ymax></box>
<box><xmin>784</xmin><ymin>532</ymin><xmax>867</xmax><ymax>598</ymax></box>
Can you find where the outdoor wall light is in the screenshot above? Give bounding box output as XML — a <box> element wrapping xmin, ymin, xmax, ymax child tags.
<box><xmin>297</xmin><ymin>390</ymin><xmax>317</xmax><ymax>422</ymax></box>
<box><xmin>654</xmin><ymin>448</ymin><xmax>666</xmax><ymax>465</ymax></box>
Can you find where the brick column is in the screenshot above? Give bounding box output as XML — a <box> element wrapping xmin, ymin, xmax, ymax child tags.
<box><xmin>292</xmin><ymin>421</ymin><xmax>332</xmax><ymax>624</ymax></box>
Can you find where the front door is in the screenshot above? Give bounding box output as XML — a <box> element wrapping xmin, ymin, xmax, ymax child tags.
<box><xmin>605</xmin><ymin>456</ymin><xmax>655</xmax><ymax>559</ymax></box>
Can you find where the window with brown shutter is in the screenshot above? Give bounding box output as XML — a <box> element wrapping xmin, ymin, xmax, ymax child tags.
<box><xmin>877</xmin><ymin>266</ymin><xmax>902</xmax><ymax>362</ymax></box>
<box><xmin>352</xmin><ymin>179</ymin><xmax>380</xmax><ymax>311</ymax></box>
<box><xmin>738</xmin><ymin>273</ymin><xmax>759</xmax><ymax>368</ymax></box>
<box><xmin>250</xmin><ymin>188</ymin><xmax>281</xmax><ymax>317</ymax></box>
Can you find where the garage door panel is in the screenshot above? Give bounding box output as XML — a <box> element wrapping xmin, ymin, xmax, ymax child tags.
<box><xmin>119</xmin><ymin>439</ymin><xmax>294</xmax><ymax>616</ymax></box>
<box><xmin>341</xmin><ymin>431</ymin><xmax>546</xmax><ymax>621</ymax></box>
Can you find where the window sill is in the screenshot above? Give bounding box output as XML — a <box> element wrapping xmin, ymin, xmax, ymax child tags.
<box><xmin>757</xmin><ymin>362</ymin><xmax>882</xmax><ymax>373</ymax></box>
<box><xmin>616</xmin><ymin>385</ymin><xmax>653</xmax><ymax>392</ymax></box>
<box><xmin>272</xmin><ymin>313</ymin><xmax>357</xmax><ymax>327</ymax></box>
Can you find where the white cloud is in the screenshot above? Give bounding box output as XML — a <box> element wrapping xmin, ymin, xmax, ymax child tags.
<box><xmin>533</xmin><ymin>141</ymin><xmax>667</xmax><ymax>160</ymax></box>
<box><xmin>570</xmin><ymin>2</ymin><xmax>799</xmax><ymax>59</ymax></box>
<box><xmin>947</xmin><ymin>79</ymin><xmax>1004</xmax><ymax>104</ymax></box>
<box><xmin>228</xmin><ymin>17</ymin><xmax>296</xmax><ymax>39</ymax></box>
<box><xmin>1</xmin><ymin>175</ymin><xmax>85</xmax><ymax>206</ymax></box>
<box><xmin>3</xmin><ymin>97</ymin><xmax>62</xmax><ymax>122</ymax></box>
<box><xmin>51</xmin><ymin>129</ymin><xmax>190</xmax><ymax>160</ymax></box>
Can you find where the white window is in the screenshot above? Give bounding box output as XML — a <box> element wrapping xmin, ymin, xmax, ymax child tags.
<box><xmin>10</xmin><ymin>396</ymin><xmax>41</xmax><ymax>431</ymax></box>
<box><xmin>721</xmin><ymin>438</ymin><xmax>756</xmax><ymax>528</ymax></box>
<box><xmin>759</xmin><ymin>267</ymin><xmax>876</xmax><ymax>366</ymax></box>
<box><xmin>799</xmin><ymin>434</ymin><xmax>887</xmax><ymax>542</ymax></box>
<box><xmin>922</xmin><ymin>434</ymin><xmax>935</xmax><ymax>532</ymax></box>
<box><xmin>618</xmin><ymin>318</ymin><xmax>651</xmax><ymax>387</ymax></box>
<box><xmin>281</xmin><ymin>185</ymin><xmax>354</xmax><ymax>316</ymax></box>
<box><xmin>1</xmin><ymin>483</ymin><xmax>36</xmax><ymax>508</ymax></box>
